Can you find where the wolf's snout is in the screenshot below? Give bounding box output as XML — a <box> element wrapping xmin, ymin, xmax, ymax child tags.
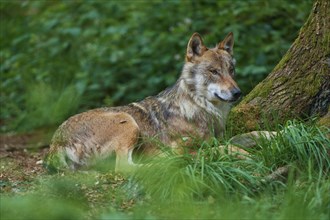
<box><xmin>231</xmin><ymin>88</ymin><xmax>242</xmax><ymax>101</ymax></box>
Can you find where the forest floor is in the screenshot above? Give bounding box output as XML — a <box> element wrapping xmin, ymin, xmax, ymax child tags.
<box><xmin>0</xmin><ymin>133</ymin><xmax>48</xmax><ymax>193</ymax></box>
<box><xmin>1</xmin><ymin>126</ymin><xmax>329</xmax><ymax>220</ymax></box>
<box><xmin>0</xmin><ymin>132</ymin><xmax>137</xmax><ymax>219</ymax></box>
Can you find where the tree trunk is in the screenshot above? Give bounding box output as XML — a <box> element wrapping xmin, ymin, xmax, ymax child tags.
<box><xmin>228</xmin><ymin>0</ymin><xmax>330</xmax><ymax>134</ymax></box>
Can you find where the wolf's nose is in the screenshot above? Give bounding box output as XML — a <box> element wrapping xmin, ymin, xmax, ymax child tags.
<box><xmin>232</xmin><ymin>88</ymin><xmax>242</xmax><ymax>100</ymax></box>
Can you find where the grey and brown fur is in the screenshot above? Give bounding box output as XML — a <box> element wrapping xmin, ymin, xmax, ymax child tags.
<box><xmin>44</xmin><ymin>32</ymin><xmax>242</xmax><ymax>172</ymax></box>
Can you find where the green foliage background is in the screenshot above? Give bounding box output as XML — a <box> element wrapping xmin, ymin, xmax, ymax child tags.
<box><xmin>0</xmin><ymin>0</ymin><xmax>312</xmax><ymax>131</ymax></box>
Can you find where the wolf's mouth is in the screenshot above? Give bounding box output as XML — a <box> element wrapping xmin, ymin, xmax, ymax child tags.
<box><xmin>214</xmin><ymin>93</ymin><xmax>236</xmax><ymax>103</ymax></box>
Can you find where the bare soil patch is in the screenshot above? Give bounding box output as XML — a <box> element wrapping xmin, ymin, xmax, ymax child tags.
<box><xmin>0</xmin><ymin>133</ymin><xmax>49</xmax><ymax>193</ymax></box>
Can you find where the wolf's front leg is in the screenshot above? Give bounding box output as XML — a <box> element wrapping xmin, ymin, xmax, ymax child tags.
<box><xmin>218</xmin><ymin>131</ymin><xmax>277</xmax><ymax>159</ymax></box>
<box><xmin>115</xmin><ymin>148</ymin><xmax>140</xmax><ymax>173</ymax></box>
<box><xmin>229</xmin><ymin>131</ymin><xmax>277</xmax><ymax>148</ymax></box>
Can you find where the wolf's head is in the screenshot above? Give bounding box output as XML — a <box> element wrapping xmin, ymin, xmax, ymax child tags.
<box><xmin>181</xmin><ymin>32</ymin><xmax>241</xmax><ymax>104</ymax></box>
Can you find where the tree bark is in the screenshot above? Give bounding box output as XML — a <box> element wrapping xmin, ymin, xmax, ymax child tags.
<box><xmin>228</xmin><ymin>0</ymin><xmax>330</xmax><ymax>134</ymax></box>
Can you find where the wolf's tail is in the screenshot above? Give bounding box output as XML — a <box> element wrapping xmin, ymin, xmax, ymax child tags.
<box><xmin>43</xmin><ymin>145</ymin><xmax>69</xmax><ymax>173</ymax></box>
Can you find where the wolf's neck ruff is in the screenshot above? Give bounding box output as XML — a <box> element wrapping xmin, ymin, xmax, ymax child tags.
<box><xmin>156</xmin><ymin>62</ymin><xmax>232</xmax><ymax>120</ymax></box>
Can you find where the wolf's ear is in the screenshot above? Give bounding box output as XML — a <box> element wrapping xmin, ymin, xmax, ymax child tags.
<box><xmin>218</xmin><ymin>32</ymin><xmax>234</xmax><ymax>55</ymax></box>
<box><xmin>186</xmin><ymin>33</ymin><xmax>207</xmax><ymax>62</ymax></box>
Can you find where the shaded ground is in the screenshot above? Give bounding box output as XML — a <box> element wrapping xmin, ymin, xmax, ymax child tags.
<box><xmin>0</xmin><ymin>133</ymin><xmax>135</xmax><ymax>216</ymax></box>
<box><xmin>1</xmin><ymin>124</ymin><xmax>329</xmax><ymax>220</ymax></box>
<box><xmin>0</xmin><ymin>133</ymin><xmax>48</xmax><ymax>193</ymax></box>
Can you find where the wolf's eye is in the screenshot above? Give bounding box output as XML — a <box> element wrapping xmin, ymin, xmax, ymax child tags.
<box><xmin>229</xmin><ymin>66</ymin><xmax>235</xmax><ymax>76</ymax></box>
<box><xmin>210</xmin><ymin>69</ymin><xmax>218</xmax><ymax>75</ymax></box>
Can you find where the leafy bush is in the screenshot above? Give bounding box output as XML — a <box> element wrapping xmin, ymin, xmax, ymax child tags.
<box><xmin>1</xmin><ymin>1</ymin><xmax>312</xmax><ymax>131</ymax></box>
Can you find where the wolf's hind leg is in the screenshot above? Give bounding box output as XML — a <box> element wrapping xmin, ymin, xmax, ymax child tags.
<box><xmin>111</xmin><ymin>112</ymin><xmax>140</xmax><ymax>173</ymax></box>
<box><xmin>115</xmin><ymin>148</ymin><xmax>132</xmax><ymax>172</ymax></box>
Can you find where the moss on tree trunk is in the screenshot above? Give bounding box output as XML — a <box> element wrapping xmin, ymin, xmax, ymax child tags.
<box><xmin>228</xmin><ymin>0</ymin><xmax>330</xmax><ymax>134</ymax></box>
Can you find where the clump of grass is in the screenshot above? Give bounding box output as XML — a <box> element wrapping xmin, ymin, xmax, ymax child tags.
<box><xmin>256</xmin><ymin>120</ymin><xmax>330</xmax><ymax>175</ymax></box>
<box><xmin>133</xmin><ymin>120</ymin><xmax>329</xmax><ymax>203</ymax></box>
<box><xmin>133</xmin><ymin>138</ymin><xmax>269</xmax><ymax>201</ymax></box>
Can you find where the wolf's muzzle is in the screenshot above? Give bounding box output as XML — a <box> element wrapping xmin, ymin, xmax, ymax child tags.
<box><xmin>231</xmin><ymin>88</ymin><xmax>242</xmax><ymax>101</ymax></box>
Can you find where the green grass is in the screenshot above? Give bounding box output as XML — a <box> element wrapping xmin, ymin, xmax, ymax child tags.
<box><xmin>1</xmin><ymin>120</ymin><xmax>329</xmax><ymax>219</ymax></box>
<box><xmin>133</xmin><ymin>144</ymin><xmax>268</xmax><ymax>201</ymax></box>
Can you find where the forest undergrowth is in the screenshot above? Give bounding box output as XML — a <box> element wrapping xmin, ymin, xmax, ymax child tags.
<box><xmin>1</xmin><ymin>120</ymin><xmax>329</xmax><ymax>220</ymax></box>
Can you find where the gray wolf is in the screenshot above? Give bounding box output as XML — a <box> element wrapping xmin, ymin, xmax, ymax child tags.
<box><xmin>44</xmin><ymin>32</ymin><xmax>242</xmax><ymax>172</ymax></box>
